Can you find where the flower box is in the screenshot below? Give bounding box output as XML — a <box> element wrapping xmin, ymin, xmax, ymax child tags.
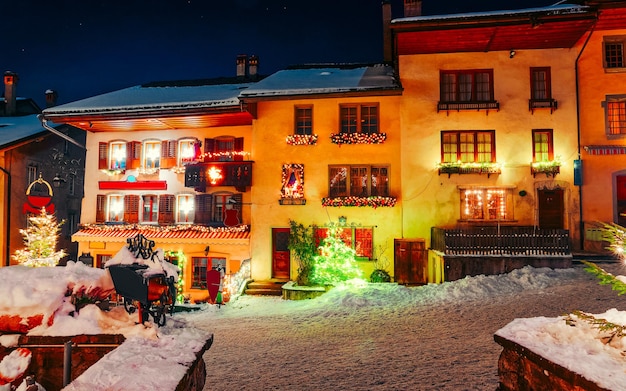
<box><xmin>286</xmin><ymin>134</ymin><xmax>318</xmax><ymax>145</ymax></box>
<box><xmin>321</xmin><ymin>196</ymin><xmax>397</xmax><ymax>208</ymax></box>
<box><xmin>530</xmin><ymin>161</ymin><xmax>561</xmax><ymax>177</ymax></box>
<box><xmin>437</xmin><ymin>162</ymin><xmax>501</xmax><ymax>178</ymax></box>
<box><xmin>330</xmin><ymin>132</ymin><xmax>387</xmax><ymax>145</ymax></box>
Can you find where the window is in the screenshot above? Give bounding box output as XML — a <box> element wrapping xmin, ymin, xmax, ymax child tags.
<box><xmin>107</xmin><ymin>194</ymin><xmax>124</xmax><ymax>222</ymax></box>
<box><xmin>314</xmin><ymin>226</ymin><xmax>374</xmax><ymax>260</ymax></box>
<box><xmin>532</xmin><ymin>130</ymin><xmax>554</xmax><ymax>162</ymax></box>
<box><xmin>530</xmin><ymin>67</ymin><xmax>557</xmax><ymax>113</ymax></box>
<box><xmin>176</xmin><ymin>194</ymin><xmax>195</xmax><ymax>223</ymax></box>
<box><xmin>295</xmin><ymin>106</ymin><xmax>313</xmax><ymax>135</ymax></box>
<box><xmin>604</xmin><ymin>36</ymin><xmax>625</xmax><ymax>70</ymax></box>
<box><xmin>27</xmin><ymin>165</ymin><xmax>37</xmax><ymax>184</ymax></box>
<box><xmin>460</xmin><ymin>187</ymin><xmax>514</xmax><ymax>221</ymax></box>
<box><xmin>441</xmin><ymin>131</ymin><xmax>495</xmax><ymax>163</ymax></box>
<box><xmin>96</xmin><ymin>255</ymin><xmax>112</xmax><ymax>269</ymax></box>
<box><xmin>177</xmin><ymin>138</ymin><xmax>197</xmax><ymax>166</ymax></box>
<box><xmin>143</xmin><ymin>140</ymin><xmax>161</xmax><ymax>169</ymax></box>
<box><xmin>339</xmin><ymin>104</ymin><xmax>379</xmax><ymax>134</ymax></box>
<box><xmin>203</xmin><ymin>136</ymin><xmax>244</xmax><ymax>161</ymax></box>
<box><xmin>328</xmin><ymin>165</ymin><xmax>389</xmax><ymax>198</ymax></box>
<box><xmin>109</xmin><ymin>141</ymin><xmax>127</xmax><ymax>170</ymax></box>
<box><xmin>440</xmin><ymin>70</ymin><xmax>494</xmax><ymax>102</ymax></box>
<box><xmin>606</xmin><ymin>96</ymin><xmax>626</xmax><ymax>135</ymax></box>
<box><xmin>191</xmin><ymin>257</ymin><xmax>208</xmax><ymax>289</ymax></box>
<box><xmin>98</xmin><ymin>141</ymin><xmax>141</xmax><ymax>171</ymax></box>
<box><xmin>68</xmin><ymin>174</ymin><xmax>75</xmax><ymax>196</ymax></box>
<box><xmin>212</xmin><ymin>193</ymin><xmax>242</xmax><ymax>225</ymax></box>
<box><xmin>142</xmin><ymin>194</ymin><xmax>159</xmax><ymax>222</ymax></box>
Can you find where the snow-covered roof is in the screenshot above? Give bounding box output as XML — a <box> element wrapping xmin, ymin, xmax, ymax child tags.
<box><xmin>391</xmin><ymin>4</ymin><xmax>589</xmax><ymax>24</ymax></box>
<box><xmin>240</xmin><ymin>64</ymin><xmax>401</xmax><ymax>99</ymax></box>
<box><xmin>0</xmin><ymin>114</ymin><xmax>48</xmax><ymax>149</ymax></box>
<box><xmin>43</xmin><ymin>82</ymin><xmax>253</xmax><ymax>116</ymax></box>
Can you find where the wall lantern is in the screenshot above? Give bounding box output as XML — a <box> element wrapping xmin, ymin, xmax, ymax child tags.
<box><xmin>509</xmin><ymin>50</ymin><xmax>516</xmax><ymax>59</ymax></box>
<box><xmin>52</xmin><ymin>173</ymin><xmax>66</xmax><ymax>188</ymax></box>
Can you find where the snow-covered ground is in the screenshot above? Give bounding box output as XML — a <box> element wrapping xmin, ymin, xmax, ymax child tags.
<box><xmin>181</xmin><ymin>260</ymin><xmax>626</xmax><ymax>391</ymax></box>
<box><xmin>2</xmin><ymin>260</ymin><xmax>626</xmax><ymax>390</ymax></box>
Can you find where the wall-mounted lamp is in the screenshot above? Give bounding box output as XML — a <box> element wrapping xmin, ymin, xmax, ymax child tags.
<box><xmin>509</xmin><ymin>50</ymin><xmax>516</xmax><ymax>59</ymax></box>
<box><xmin>204</xmin><ymin>245</ymin><xmax>210</xmax><ymax>256</ymax></box>
<box><xmin>52</xmin><ymin>173</ymin><xmax>66</xmax><ymax>188</ymax></box>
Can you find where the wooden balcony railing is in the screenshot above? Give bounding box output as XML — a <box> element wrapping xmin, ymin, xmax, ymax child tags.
<box><xmin>431</xmin><ymin>226</ymin><xmax>570</xmax><ymax>256</ymax></box>
<box><xmin>437</xmin><ymin>101</ymin><xmax>499</xmax><ymax>114</ymax></box>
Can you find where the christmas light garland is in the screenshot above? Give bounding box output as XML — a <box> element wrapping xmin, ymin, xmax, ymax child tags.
<box><xmin>286</xmin><ymin>134</ymin><xmax>318</xmax><ymax>145</ymax></box>
<box><xmin>321</xmin><ymin>196</ymin><xmax>397</xmax><ymax>208</ymax></box>
<box><xmin>330</xmin><ymin>132</ymin><xmax>387</xmax><ymax>145</ymax></box>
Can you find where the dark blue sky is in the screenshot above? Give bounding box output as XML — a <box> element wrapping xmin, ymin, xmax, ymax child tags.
<box><xmin>3</xmin><ymin>0</ymin><xmax>552</xmax><ymax>108</ymax></box>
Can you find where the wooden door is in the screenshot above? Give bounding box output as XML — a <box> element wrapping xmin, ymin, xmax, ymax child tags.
<box><xmin>617</xmin><ymin>175</ymin><xmax>626</xmax><ymax>227</ymax></box>
<box><xmin>394</xmin><ymin>239</ymin><xmax>426</xmax><ymax>285</ymax></box>
<box><xmin>272</xmin><ymin>228</ymin><xmax>290</xmax><ymax>279</ymax></box>
<box><xmin>538</xmin><ymin>188</ymin><xmax>564</xmax><ymax>229</ymax></box>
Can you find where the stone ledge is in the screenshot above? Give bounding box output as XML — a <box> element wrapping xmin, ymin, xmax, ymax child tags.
<box><xmin>282</xmin><ymin>281</ymin><xmax>329</xmax><ymax>300</ymax></box>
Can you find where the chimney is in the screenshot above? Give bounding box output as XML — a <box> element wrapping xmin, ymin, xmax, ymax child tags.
<box><xmin>404</xmin><ymin>0</ymin><xmax>422</xmax><ymax>17</ymax></box>
<box><xmin>248</xmin><ymin>55</ymin><xmax>259</xmax><ymax>80</ymax></box>
<box><xmin>236</xmin><ymin>54</ymin><xmax>248</xmax><ymax>79</ymax></box>
<box><xmin>382</xmin><ymin>1</ymin><xmax>392</xmax><ymax>63</ymax></box>
<box><xmin>3</xmin><ymin>71</ymin><xmax>18</xmax><ymax>116</ymax></box>
<box><xmin>45</xmin><ymin>89</ymin><xmax>58</xmax><ymax>108</ymax></box>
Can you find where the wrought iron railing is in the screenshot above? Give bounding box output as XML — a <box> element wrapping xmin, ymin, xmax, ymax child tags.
<box><xmin>431</xmin><ymin>226</ymin><xmax>570</xmax><ymax>256</ymax></box>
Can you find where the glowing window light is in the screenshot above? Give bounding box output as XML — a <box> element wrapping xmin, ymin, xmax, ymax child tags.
<box><xmin>110</xmin><ymin>142</ymin><xmax>126</xmax><ymax>170</ymax></box>
<box><xmin>108</xmin><ymin>196</ymin><xmax>123</xmax><ymax>221</ymax></box>
<box><xmin>144</xmin><ymin>141</ymin><xmax>161</xmax><ymax>169</ymax></box>
<box><xmin>178</xmin><ymin>195</ymin><xmax>194</xmax><ymax>223</ymax></box>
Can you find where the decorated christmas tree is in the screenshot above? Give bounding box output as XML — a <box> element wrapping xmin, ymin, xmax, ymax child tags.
<box><xmin>309</xmin><ymin>223</ymin><xmax>363</xmax><ymax>286</ymax></box>
<box><xmin>13</xmin><ymin>208</ymin><xmax>67</xmax><ymax>267</ymax></box>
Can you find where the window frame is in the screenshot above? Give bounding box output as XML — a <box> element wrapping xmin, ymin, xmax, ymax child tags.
<box><xmin>605</xmin><ymin>95</ymin><xmax>626</xmax><ymax>136</ymax></box>
<box><xmin>459</xmin><ymin>187</ymin><xmax>515</xmax><ymax>222</ymax></box>
<box><xmin>603</xmin><ymin>36</ymin><xmax>626</xmax><ymax>71</ymax></box>
<box><xmin>176</xmin><ymin>193</ymin><xmax>195</xmax><ymax>223</ymax></box>
<box><xmin>339</xmin><ymin>103</ymin><xmax>379</xmax><ymax>134</ymax></box>
<box><xmin>294</xmin><ymin>105</ymin><xmax>313</xmax><ymax>135</ymax></box>
<box><xmin>328</xmin><ymin>164</ymin><xmax>389</xmax><ymax>198</ymax></box>
<box><xmin>314</xmin><ymin>226</ymin><xmax>374</xmax><ymax>261</ymax></box>
<box><xmin>142</xmin><ymin>139</ymin><xmax>161</xmax><ymax>169</ymax></box>
<box><xmin>441</xmin><ymin>130</ymin><xmax>496</xmax><ymax>163</ymax></box>
<box><xmin>532</xmin><ymin>129</ymin><xmax>554</xmax><ymax>162</ymax></box>
<box><xmin>440</xmin><ymin>69</ymin><xmax>494</xmax><ymax>103</ymax></box>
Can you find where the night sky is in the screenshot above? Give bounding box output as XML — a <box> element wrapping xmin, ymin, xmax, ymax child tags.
<box><xmin>3</xmin><ymin>0</ymin><xmax>552</xmax><ymax>108</ymax></box>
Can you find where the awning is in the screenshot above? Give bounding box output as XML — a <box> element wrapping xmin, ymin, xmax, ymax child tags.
<box><xmin>72</xmin><ymin>225</ymin><xmax>250</xmax><ymax>245</ymax></box>
<box><xmin>583</xmin><ymin>145</ymin><xmax>626</xmax><ymax>155</ymax></box>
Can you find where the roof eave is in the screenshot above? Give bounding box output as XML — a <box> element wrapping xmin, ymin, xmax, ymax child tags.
<box><xmin>240</xmin><ymin>87</ymin><xmax>403</xmax><ymax>103</ymax></box>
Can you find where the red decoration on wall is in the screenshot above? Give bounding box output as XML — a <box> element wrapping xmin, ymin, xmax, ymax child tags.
<box><xmin>23</xmin><ymin>176</ymin><xmax>55</xmax><ymax>214</ymax></box>
<box><xmin>99</xmin><ymin>180</ymin><xmax>167</xmax><ymax>190</ymax></box>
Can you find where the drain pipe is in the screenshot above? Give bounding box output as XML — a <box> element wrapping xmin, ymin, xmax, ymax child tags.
<box><xmin>574</xmin><ymin>20</ymin><xmax>597</xmax><ymax>251</ymax></box>
<box><xmin>0</xmin><ymin>165</ymin><xmax>10</xmax><ymax>266</ymax></box>
<box><xmin>38</xmin><ymin>115</ymin><xmax>86</xmax><ymax>150</ymax></box>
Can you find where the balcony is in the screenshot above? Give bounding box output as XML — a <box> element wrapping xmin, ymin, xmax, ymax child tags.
<box><xmin>184</xmin><ymin>161</ymin><xmax>253</xmax><ymax>192</ymax></box>
<box><xmin>437</xmin><ymin>101</ymin><xmax>499</xmax><ymax>115</ymax></box>
<box><xmin>529</xmin><ymin>98</ymin><xmax>558</xmax><ymax>114</ymax></box>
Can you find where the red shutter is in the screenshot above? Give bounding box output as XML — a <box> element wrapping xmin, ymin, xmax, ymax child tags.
<box><xmin>234</xmin><ymin>137</ymin><xmax>244</xmax><ymax>161</ymax></box>
<box><xmin>98</xmin><ymin>142</ymin><xmax>109</xmax><ymax>170</ymax></box>
<box><xmin>158</xmin><ymin>195</ymin><xmax>175</xmax><ymax>224</ymax></box>
<box><xmin>161</xmin><ymin>140</ymin><xmax>177</xmax><ymax>169</ymax></box>
<box><xmin>124</xmin><ymin>195</ymin><xmax>139</xmax><ymax>223</ymax></box>
<box><xmin>96</xmin><ymin>195</ymin><xmax>106</xmax><ymax>223</ymax></box>
<box><xmin>127</xmin><ymin>141</ymin><xmax>142</xmax><ymax>169</ymax></box>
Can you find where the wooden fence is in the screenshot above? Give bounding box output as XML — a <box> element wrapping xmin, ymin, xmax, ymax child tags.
<box><xmin>431</xmin><ymin>226</ymin><xmax>570</xmax><ymax>256</ymax></box>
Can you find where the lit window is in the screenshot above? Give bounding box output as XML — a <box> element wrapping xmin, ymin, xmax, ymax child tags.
<box><xmin>109</xmin><ymin>142</ymin><xmax>126</xmax><ymax>170</ymax></box>
<box><xmin>441</xmin><ymin>131</ymin><xmax>495</xmax><ymax>163</ymax></box>
<box><xmin>339</xmin><ymin>104</ymin><xmax>379</xmax><ymax>134</ymax></box>
<box><xmin>295</xmin><ymin>106</ymin><xmax>313</xmax><ymax>135</ymax></box>
<box><xmin>532</xmin><ymin>130</ymin><xmax>554</xmax><ymax>162</ymax></box>
<box><xmin>176</xmin><ymin>194</ymin><xmax>195</xmax><ymax>223</ymax></box>
<box><xmin>460</xmin><ymin>188</ymin><xmax>513</xmax><ymax>221</ymax></box>
<box><xmin>143</xmin><ymin>140</ymin><xmax>161</xmax><ymax>169</ymax></box>
<box><xmin>107</xmin><ymin>194</ymin><xmax>124</xmax><ymax>222</ymax></box>
<box><xmin>606</xmin><ymin>96</ymin><xmax>626</xmax><ymax>135</ymax></box>
<box><xmin>604</xmin><ymin>36</ymin><xmax>625</xmax><ymax>70</ymax></box>
<box><xmin>191</xmin><ymin>257</ymin><xmax>208</xmax><ymax>289</ymax></box>
<box><xmin>203</xmin><ymin>136</ymin><xmax>244</xmax><ymax>162</ymax></box>
<box><xmin>178</xmin><ymin>139</ymin><xmax>197</xmax><ymax>166</ymax></box>
<box><xmin>328</xmin><ymin>165</ymin><xmax>389</xmax><ymax>198</ymax></box>
<box><xmin>281</xmin><ymin>164</ymin><xmax>304</xmax><ymax>199</ymax></box>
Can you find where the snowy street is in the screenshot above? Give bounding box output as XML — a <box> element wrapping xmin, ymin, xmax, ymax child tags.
<box><xmin>181</xmin><ymin>260</ymin><xmax>626</xmax><ymax>391</ymax></box>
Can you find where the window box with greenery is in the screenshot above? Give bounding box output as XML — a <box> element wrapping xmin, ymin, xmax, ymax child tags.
<box><xmin>530</xmin><ymin>159</ymin><xmax>561</xmax><ymax>177</ymax></box>
<box><xmin>437</xmin><ymin>161</ymin><xmax>502</xmax><ymax>177</ymax></box>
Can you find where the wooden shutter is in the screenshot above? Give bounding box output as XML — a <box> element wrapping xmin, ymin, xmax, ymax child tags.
<box><xmin>194</xmin><ymin>194</ymin><xmax>213</xmax><ymax>224</ymax></box>
<box><xmin>98</xmin><ymin>142</ymin><xmax>109</xmax><ymax>170</ymax></box>
<box><xmin>234</xmin><ymin>137</ymin><xmax>244</xmax><ymax>161</ymax></box>
<box><xmin>204</xmin><ymin>138</ymin><xmax>216</xmax><ymax>162</ymax></box>
<box><xmin>123</xmin><ymin>195</ymin><xmax>139</xmax><ymax>223</ymax></box>
<box><xmin>127</xmin><ymin>141</ymin><xmax>142</xmax><ymax>169</ymax></box>
<box><xmin>158</xmin><ymin>194</ymin><xmax>175</xmax><ymax>224</ymax></box>
<box><xmin>231</xmin><ymin>193</ymin><xmax>243</xmax><ymax>223</ymax></box>
<box><xmin>96</xmin><ymin>195</ymin><xmax>106</xmax><ymax>223</ymax></box>
<box><xmin>161</xmin><ymin>140</ymin><xmax>177</xmax><ymax>169</ymax></box>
